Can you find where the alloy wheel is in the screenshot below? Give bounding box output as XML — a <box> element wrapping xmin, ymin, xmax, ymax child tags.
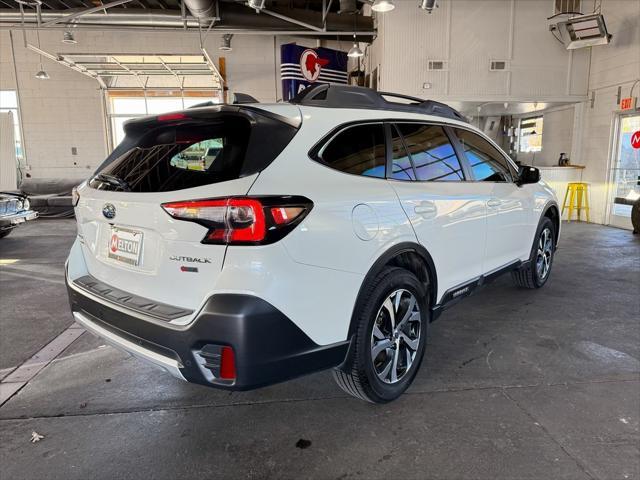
<box><xmin>370</xmin><ymin>289</ymin><xmax>422</xmax><ymax>384</ymax></box>
<box><xmin>536</xmin><ymin>227</ymin><xmax>553</xmax><ymax>280</ymax></box>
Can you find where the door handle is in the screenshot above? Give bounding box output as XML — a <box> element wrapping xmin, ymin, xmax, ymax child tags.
<box><xmin>414</xmin><ymin>202</ymin><xmax>437</xmax><ymax>216</ymax></box>
<box><xmin>487</xmin><ymin>198</ymin><xmax>502</xmax><ymax>208</ymax></box>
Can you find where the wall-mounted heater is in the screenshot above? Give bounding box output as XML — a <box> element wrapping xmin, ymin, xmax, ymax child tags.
<box><xmin>557</xmin><ymin>14</ymin><xmax>612</xmax><ymax>49</ymax></box>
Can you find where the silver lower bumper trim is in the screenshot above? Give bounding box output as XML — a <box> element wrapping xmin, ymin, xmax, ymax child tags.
<box><xmin>73</xmin><ymin>311</ymin><xmax>186</xmax><ymax>381</ymax></box>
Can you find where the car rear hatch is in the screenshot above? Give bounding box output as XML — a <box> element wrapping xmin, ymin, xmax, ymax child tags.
<box><xmin>74</xmin><ymin>104</ymin><xmax>301</xmax><ymax>315</ymax></box>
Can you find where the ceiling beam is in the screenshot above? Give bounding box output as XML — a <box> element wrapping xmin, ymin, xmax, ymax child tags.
<box><xmin>41</xmin><ymin>0</ymin><xmax>134</xmax><ymax>27</ymax></box>
<box><xmin>260</xmin><ymin>8</ymin><xmax>324</xmax><ymax>32</ymax></box>
<box><xmin>55</xmin><ymin>0</ymin><xmax>74</xmax><ymax>10</ymax></box>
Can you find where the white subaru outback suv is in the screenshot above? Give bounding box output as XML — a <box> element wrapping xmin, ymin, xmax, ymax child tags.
<box><xmin>67</xmin><ymin>85</ymin><xmax>559</xmax><ymax>403</ymax></box>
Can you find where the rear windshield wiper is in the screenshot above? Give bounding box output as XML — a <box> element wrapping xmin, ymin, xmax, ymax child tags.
<box><xmin>94</xmin><ymin>173</ymin><xmax>131</xmax><ymax>192</ymax></box>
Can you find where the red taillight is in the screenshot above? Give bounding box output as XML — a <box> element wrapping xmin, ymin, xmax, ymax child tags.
<box><xmin>157</xmin><ymin>112</ymin><xmax>188</xmax><ymax>122</ymax></box>
<box><xmin>220</xmin><ymin>346</ymin><xmax>236</xmax><ymax>380</ymax></box>
<box><xmin>226</xmin><ymin>198</ymin><xmax>266</xmax><ymax>242</ymax></box>
<box><xmin>161</xmin><ymin>196</ymin><xmax>312</xmax><ymax>245</ymax></box>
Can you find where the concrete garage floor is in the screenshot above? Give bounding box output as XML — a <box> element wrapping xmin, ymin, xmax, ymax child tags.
<box><xmin>0</xmin><ymin>219</ymin><xmax>638</xmax><ymax>480</ymax></box>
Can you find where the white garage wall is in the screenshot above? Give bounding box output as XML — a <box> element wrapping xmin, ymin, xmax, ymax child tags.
<box><xmin>0</xmin><ymin>29</ymin><xmax>333</xmax><ymax>180</ymax></box>
<box><xmin>369</xmin><ymin>0</ymin><xmax>639</xmax><ymax>226</ymax></box>
<box><xmin>576</xmin><ymin>0</ymin><xmax>640</xmax><ymax>225</ymax></box>
<box><xmin>1</xmin><ymin>30</ymin><xmax>106</xmax><ymax>180</ymax></box>
<box><xmin>369</xmin><ymin>0</ymin><xmax>590</xmax><ymax>102</ymax></box>
<box><xmin>516</xmin><ymin>105</ymin><xmax>575</xmax><ymax>167</ymax></box>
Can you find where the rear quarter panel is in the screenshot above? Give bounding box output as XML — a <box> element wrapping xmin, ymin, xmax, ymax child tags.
<box><xmin>245</xmin><ymin>108</ymin><xmax>419</xmax><ymax>344</ymax></box>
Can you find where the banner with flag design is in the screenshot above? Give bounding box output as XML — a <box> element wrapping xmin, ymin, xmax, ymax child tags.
<box><xmin>280</xmin><ymin>43</ymin><xmax>348</xmax><ymax>101</ymax></box>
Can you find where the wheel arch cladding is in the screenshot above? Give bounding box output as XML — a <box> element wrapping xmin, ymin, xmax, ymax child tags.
<box><xmin>543</xmin><ymin>203</ymin><xmax>560</xmax><ymax>245</ymax></box>
<box><xmin>348</xmin><ymin>242</ymin><xmax>438</xmax><ymax>338</ymax></box>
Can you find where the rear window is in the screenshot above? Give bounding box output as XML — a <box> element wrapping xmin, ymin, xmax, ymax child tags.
<box><xmin>90</xmin><ymin>112</ymin><xmax>297</xmax><ymax>193</ymax></box>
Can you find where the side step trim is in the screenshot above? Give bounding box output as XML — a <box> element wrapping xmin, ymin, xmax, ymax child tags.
<box><xmin>431</xmin><ymin>259</ymin><xmax>524</xmax><ymax>321</ymax></box>
<box><xmin>73</xmin><ymin>311</ymin><xmax>186</xmax><ymax>381</ymax></box>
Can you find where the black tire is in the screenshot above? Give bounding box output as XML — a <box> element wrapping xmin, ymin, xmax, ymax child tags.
<box><xmin>0</xmin><ymin>228</ymin><xmax>13</xmax><ymax>239</ymax></box>
<box><xmin>631</xmin><ymin>199</ymin><xmax>639</xmax><ymax>234</ymax></box>
<box><xmin>333</xmin><ymin>267</ymin><xmax>429</xmax><ymax>403</ymax></box>
<box><xmin>511</xmin><ymin>217</ymin><xmax>555</xmax><ymax>289</ymax></box>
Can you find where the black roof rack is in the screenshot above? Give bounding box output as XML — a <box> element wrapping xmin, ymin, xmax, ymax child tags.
<box><xmin>188</xmin><ymin>92</ymin><xmax>259</xmax><ymax>109</ymax></box>
<box><xmin>232</xmin><ymin>92</ymin><xmax>259</xmax><ymax>104</ymax></box>
<box><xmin>188</xmin><ymin>101</ymin><xmax>215</xmax><ymax>109</ymax></box>
<box><xmin>289</xmin><ymin>84</ymin><xmax>468</xmax><ymax>123</ymax></box>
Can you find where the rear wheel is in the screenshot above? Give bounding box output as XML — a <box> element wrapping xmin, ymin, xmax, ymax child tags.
<box><xmin>512</xmin><ymin>217</ymin><xmax>555</xmax><ymax>289</ymax></box>
<box><xmin>333</xmin><ymin>267</ymin><xmax>428</xmax><ymax>403</ymax></box>
<box><xmin>0</xmin><ymin>228</ymin><xmax>13</xmax><ymax>239</ymax></box>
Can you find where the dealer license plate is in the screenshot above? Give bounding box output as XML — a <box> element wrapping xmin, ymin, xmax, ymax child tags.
<box><xmin>108</xmin><ymin>226</ymin><xmax>143</xmax><ymax>266</ymax></box>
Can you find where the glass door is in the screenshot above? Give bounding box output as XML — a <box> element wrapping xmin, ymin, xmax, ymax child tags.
<box><xmin>608</xmin><ymin>114</ymin><xmax>640</xmax><ymax>229</ymax></box>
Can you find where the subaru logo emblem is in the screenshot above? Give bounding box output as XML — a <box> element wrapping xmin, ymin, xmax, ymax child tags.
<box><xmin>102</xmin><ymin>203</ymin><xmax>116</xmax><ymax>220</ymax></box>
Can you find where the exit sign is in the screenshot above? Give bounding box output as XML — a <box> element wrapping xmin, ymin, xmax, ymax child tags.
<box><xmin>620</xmin><ymin>97</ymin><xmax>636</xmax><ymax>111</ymax></box>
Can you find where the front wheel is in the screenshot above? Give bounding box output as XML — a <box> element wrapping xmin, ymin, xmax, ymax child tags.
<box><xmin>512</xmin><ymin>217</ymin><xmax>556</xmax><ymax>289</ymax></box>
<box><xmin>333</xmin><ymin>267</ymin><xmax>429</xmax><ymax>403</ymax></box>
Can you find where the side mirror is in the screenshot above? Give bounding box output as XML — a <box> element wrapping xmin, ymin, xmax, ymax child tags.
<box><xmin>517</xmin><ymin>165</ymin><xmax>540</xmax><ymax>186</ymax></box>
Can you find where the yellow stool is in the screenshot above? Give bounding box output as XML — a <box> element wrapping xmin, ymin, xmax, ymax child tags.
<box><xmin>561</xmin><ymin>182</ymin><xmax>590</xmax><ymax>222</ymax></box>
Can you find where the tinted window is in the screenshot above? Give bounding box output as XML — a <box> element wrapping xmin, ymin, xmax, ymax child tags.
<box><xmin>319</xmin><ymin>124</ymin><xmax>386</xmax><ymax>178</ymax></box>
<box><xmin>396</xmin><ymin>124</ymin><xmax>464</xmax><ymax>181</ymax></box>
<box><xmin>91</xmin><ymin>119</ymin><xmax>251</xmax><ymax>192</ymax></box>
<box><xmin>90</xmin><ymin>112</ymin><xmax>298</xmax><ymax>193</ymax></box>
<box><xmin>390</xmin><ymin>125</ymin><xmax>416</xmax><ymax>181</ymax></box>
<box><xmin>454</xmin><ymin>129</ymin><xmax>512</xmax><ymax>182</ymax></box>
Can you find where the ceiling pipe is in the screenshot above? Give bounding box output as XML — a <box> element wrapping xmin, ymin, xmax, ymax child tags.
<box><xmin>2</xmin><ymin>11</ymin><xmax>203</xmax><ymax>28</ymax></box>
<box><xmin>182</xmin><ymin>0</ymin><xmax>216</xmax><ymax>19</ymax></box>
<box><xmin>338</xmin><ymin>0</ymin><xmax>357</xmax><ymax>14</ymax></box>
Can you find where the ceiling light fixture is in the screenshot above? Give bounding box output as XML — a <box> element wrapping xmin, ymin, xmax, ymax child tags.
<box><xmin>34</xmin><ymin>30</ymin><xmax>49</xmax><ymax>80</ymax></box>
<box><xmin>348</xmin><ymin>40</ymin><xmax>364</xmax><ymax>58</ymax></box>
<box><xmin>347</xmin><ymin>14</ymin><xmax>364</xmax><ymax>58</ymax></box>
<box><xmin>62</xmin><ymin>30</ymin><xmax>77</xmax><ymax>44</ymax></box>
<box><xmin>220</xmin><ymin>34</ymin><xmax>233</xmax><ymax>51</ymax></box>
<box><xmin>371</xmin><ymin>0</ymin><xmax>395</xmax><ymax>13</ymax></box>
<box><xmin>247</xmin><ymin>0</ymin><xmax>265</xmax><ymax>12</ymax></box>
<box><xmin>418</xmin><ymin>0</ymin><xmax>438</xmax><ymax>13</ymax></box>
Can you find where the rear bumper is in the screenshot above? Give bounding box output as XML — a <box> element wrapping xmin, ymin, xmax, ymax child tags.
<box><xmin>66</xmin><ymin>275</ymin><xmax>349</xmax><ymax>390</ymax></box>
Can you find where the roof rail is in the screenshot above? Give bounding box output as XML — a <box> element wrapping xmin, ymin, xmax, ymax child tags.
<box><xmin>289</xmin><ymin>84</ymin><xmax>468</xmax><ymax>123</ymax></box>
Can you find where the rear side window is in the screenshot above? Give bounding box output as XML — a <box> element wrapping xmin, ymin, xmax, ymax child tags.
<box><xmin>396</xmin><ymin>124</ymin><xmax>464</xmax><ymax>181</ymax></box>
<box><xmin>317</xmin><ymin>124</ymin><xmax>386</xmax><ymax>178</ymax></box>
<box><xmin>90</xmin><ymin>112</ymin><xmax>298</xmax><ymax>193</ymax></box>
<box><xmin>390</xmin><ymin>125</ymin><xmax>416</xmax><ymax>181</ymax></box>
<box><xmin>454</xmin><ymin>128</ymin><xmax>512</xmax><ymax>182</ymax></box>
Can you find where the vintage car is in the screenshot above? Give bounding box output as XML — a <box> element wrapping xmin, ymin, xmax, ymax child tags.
<box><xmin>0</xmin><ymin>192</ymin><xmax>38</xmax><ymax>238</ymax></box>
